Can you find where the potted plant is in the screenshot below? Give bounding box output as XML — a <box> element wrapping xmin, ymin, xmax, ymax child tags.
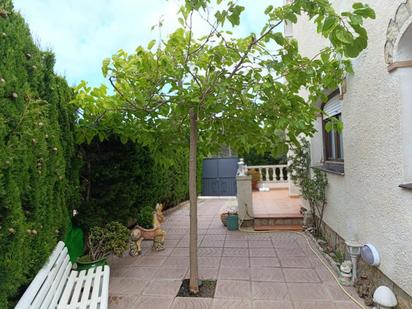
<box><xmin>75</xmin><ymin>221</ymin><xmax>129</xmax><ymax>270</ymax></box>
<box><xmin>248</xmin><ymin>168</ymin><xmax>261</xmax><ymax>191</ymax></box>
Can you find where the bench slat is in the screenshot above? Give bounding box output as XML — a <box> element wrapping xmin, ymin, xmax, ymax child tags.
<box><xmin>100</xmin><ymin>266</ymin><xmax>110</xmax><ymax>309</ymax></box>
<box><xmin>57</xmin><ymin>269</ymin><xmax>78</xmax><ymax>307</ymax></box>
<box><xmin>79</xmin><ymin>268</ymin><xmax>94</xmax><ymax>306</ymax></box>
<box><xmin>48</xmin><ymin>261</ymin><xmax>71</xmax><ymax>309</ymax></box>
<box><xmin>15</xmin><ymin>242</ymin><xmax>66</xmax><ymax>309</ymax></box>
<box><xmin>89</xmin><ymin>267</ymin><xmax>103</xmax><ymax>309</ymax></box>
<box><xmin>32</xmin><ymin>249</ymin><xmax>70</xmax><ymax>308</ymax></box>
<box><xmin>69</xmin><ymin>269</ymin><xmax>86</xmax><ymax>307</ymax></box>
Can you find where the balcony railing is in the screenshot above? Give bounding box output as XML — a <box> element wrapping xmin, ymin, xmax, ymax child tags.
<box><xmin>248</xmin><ymin>165</ymin><xmax>288</xmax><ymax>188</ymax></box>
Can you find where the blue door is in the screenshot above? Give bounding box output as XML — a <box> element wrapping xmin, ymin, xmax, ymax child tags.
<box><xmin>202</xmin><ymin>157</ymin><xmax>238</xmax><ymax>196</ymax></box>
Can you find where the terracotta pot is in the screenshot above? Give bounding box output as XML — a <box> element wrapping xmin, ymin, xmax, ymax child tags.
<box><xmin>252</xmin><ymin>180</ymin><xmax>259</xmax><ymax>191</ymax></box>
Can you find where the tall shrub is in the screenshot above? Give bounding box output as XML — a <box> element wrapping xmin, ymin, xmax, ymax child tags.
<box><xmin>75</xmin><ymin>136</ymin><xmax>189</xmax><ymax>230</ymax></box>
<box><xmin>0</xmin><ymin>1</ymin><xmax>79</xmax><ymax>306</ymax></box>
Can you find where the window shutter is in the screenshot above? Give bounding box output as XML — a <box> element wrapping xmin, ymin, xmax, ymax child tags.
<box><xmin>323</xmin><ymin>96</ymin><xmax>342</xmax><ymax>119</ymax></box>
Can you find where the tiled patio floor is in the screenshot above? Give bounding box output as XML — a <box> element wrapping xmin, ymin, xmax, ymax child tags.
<box><xmin>108</xmin><ymin>199</ymin><xmax>364</xmax><ymax>309</ymax></box>
<box><xmin>253</xmin><ymin>189</ymin><xmax>301</xmax><ymax>218</ymax></box>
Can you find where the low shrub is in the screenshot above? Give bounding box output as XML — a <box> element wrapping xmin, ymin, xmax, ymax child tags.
<box><xmin>136</xmin><ymin>206</ymin><xmax>154</xmax><ymax>229</ymax></box>
<box><xmin>88</xmin><ymin>222</ymin><xmax>129</xmax><ymax>260</ymax></box>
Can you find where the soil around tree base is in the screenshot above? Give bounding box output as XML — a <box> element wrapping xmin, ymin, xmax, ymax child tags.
<box><xmin>177</xmin><ymin>279</ymin><xmax>217</xmax><ymax>298</ymax></box>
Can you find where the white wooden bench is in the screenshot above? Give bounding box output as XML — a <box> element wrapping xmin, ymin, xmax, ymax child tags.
<box><xmin>15</xmin><ymin>241</ymin><xmax>110</xmax><ymax>309</ymax></box>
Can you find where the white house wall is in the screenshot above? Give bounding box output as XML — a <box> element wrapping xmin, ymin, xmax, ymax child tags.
<box><xmin>292</xmin><ymin>0</ymin><xmax>412</xmax><ymax>296</ymax></box>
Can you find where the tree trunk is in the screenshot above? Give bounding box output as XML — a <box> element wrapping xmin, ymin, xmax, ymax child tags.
<box><xmin>188</xmin><ymin>107</ymin><xmax>199</xmax><ymax>294</ymax></box>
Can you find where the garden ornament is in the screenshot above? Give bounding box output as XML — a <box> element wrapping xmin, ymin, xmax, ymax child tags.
<box><xmin>129</xmin><ymin>203</ymin><xmax>166</xmax><ymax>256</ymax></box>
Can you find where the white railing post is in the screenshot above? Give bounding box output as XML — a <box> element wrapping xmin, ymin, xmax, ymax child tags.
<box><xmin>247</xmin><ymin>164</ymin><xmax>289</xmax><ymax>189</ymax></box>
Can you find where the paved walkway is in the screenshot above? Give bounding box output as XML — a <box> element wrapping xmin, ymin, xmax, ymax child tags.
<box><xmin>108</xmin><ymin>199</ymin><xmax>363</xmax><ymax>309</ymax></box>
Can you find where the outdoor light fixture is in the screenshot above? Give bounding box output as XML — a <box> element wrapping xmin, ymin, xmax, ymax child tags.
<box><xmin>361</xmin><ymin>244</ymin><xmax>380</xmax><ymax>266</ymax></box>
<box><xmin>373</xmin><ymin>286</ymin><xmax>397</xmax><ymax>309</ymax></box>
<box><xmin>346</xmin><ymin>240</ymin><xmax>363</xmax><ymax>283</ymax></box>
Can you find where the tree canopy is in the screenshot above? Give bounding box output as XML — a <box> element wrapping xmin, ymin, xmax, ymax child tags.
<box><xmin>73</xmin><ymin>0</ymin><xmax>375</xmax><ymax>158</ymax></box>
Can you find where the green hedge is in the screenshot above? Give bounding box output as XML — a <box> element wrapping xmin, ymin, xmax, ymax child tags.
<box><xmin>0</xmin><ymin>1</ymin><xmax>79</xmax><ymax>307</ymax></box>
<box><xmin>74</xmin><ymin>136</ymin><xmax>189</xmax><ymax>230</ymax></box>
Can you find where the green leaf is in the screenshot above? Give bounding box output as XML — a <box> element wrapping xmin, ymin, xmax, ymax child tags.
<box><xmin>264</xmin><ymin>5</ymin><xmax>273</xmax><ymax>15</ymax></box>
<box><xmin>102</xmin><ymin>58</ymin><xmax>110</xmax><ymax>77</ymax></box>
<box><xmin>335</xmin><ymin>29</ymin><xmax>353</xmax><ymax>44</ymax></box>
<box><xmin>354</xmin><ymin>7</ymin><xmax>375</xmax><ymax>19</ymax></box>
<box><xmin>352</xmin><ymin>2</ymin><xmax>364</xmax><ymax>9</ymax></box>
<box><xmin>147</xmin><ymin>39</ymin><xmax>156</xmax><ymax>49</ymax></box>
<box><xmin>322</xmin><ymin>16</ymin><xmax>338</xmax><ymax>34</ymax></box>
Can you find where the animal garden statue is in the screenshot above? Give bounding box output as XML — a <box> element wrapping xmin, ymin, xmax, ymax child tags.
<box><xmin>129</xmin><ymin>203</ymin><xmax>166</xmax><ymax>256</ymax></box>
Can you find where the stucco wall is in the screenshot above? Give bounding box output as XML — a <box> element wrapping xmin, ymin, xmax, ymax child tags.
<box><xmin>292</xmin><ymin>0</ymin><xmax>412</xmax><ymax>297</ymax></box>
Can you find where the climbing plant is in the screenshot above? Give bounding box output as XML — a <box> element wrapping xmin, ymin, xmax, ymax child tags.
<box><xmin>288</xmin><ymin>138</ymin><xmax>328</xmax><ymax>236</ymax></box>
<box><xmin>73</xmin><ymin>0</ymin><xmax>374</xmax><ymax>293</ymax></box>
<box><xmin>0</xmin><ymin>1</ymin><xmax>80</xmax><ymax>306</ymax></box>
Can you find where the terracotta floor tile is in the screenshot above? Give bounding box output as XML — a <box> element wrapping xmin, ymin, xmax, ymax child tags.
<box><xmin>247</xmin><ymin>234</ymin><xmax>273</xmax><ymax>241</ymax></box>
<box><xmin>226</xmin><ymin>233</ymin><xmax>248</xmax><ymax>241</ymax></box>
<box><xmin>223</xmin><ymin>248</ymin><xmax>249</xmax><ymax>257</ymax></box>
<box><xmin>224</xmin><ymin>240</ymin><xmax>249</xmax><ymax>248</ymax></box>
<box><xmin>287</xmin><ymin>283</ymin><xmax>331</xmax><ymax>301</ymax></box>
<box><xmin>215</xmin><ymin>280</ymin><xmax>251</xmax><ymax>299</ymax></box>
<box><xmin>218</xmin><ymin>267</ymin><xmax>251</xmax><ymax>280</ymax></box>
<box><xmin>276</xmin><ymin>247</ymin><xmax>307</xmax><ymax>257</ymax></box>
<box><xmin>250</xmin><ymin>257</ymin><xmax>280</xmax><ymax>268</ymax></box>
<box><xmin>203</xmin><ymin>234</ymin><xmax>226</xmax><ymax>241</ymax></box>
<box><xmin>171</xmin><ymin>247</ymin><xmax>190</xmax><ymax>257</ymax></box>
<box><xmin>212</xmin><ymin>298</ymin><xmax>252</xmax><ymax>309</ymax></box>
<box><xmin>154</xmin><ymin>267</ymin><xmax>188</xmax><ymax>280</ymax></box>
<box><xmin>133</xmin><ymin>296</ymin><xmax>174</xmax><ymax>309</ymax></box>
<box><xmin>171</xmin><ymin>297</ymin><xmax>212</xmax><ymax>309</ymax></box>
<box><xmin>252</xmin><ymin>282</ymin><xmax>289</xmax><ymax>300</ymax></box>
<box><xmin>252</xmin><ymin>300</ymin><xmax>293</xmax><ymax>309</ymax></box>
<box><xmin>109</xmin><ymin>278</ymin><xmax>148</xmax><ymax>295</ymax></box>
<box><xmin>249</xmin><ymin>248</ymin><xmax>276</xmax><ymax>257</ymax></box>
<box><xmin>293</xmin><ymin>301</ymin><xmax>336</xmax><ymax>309</ymax></box>
<box><xmin>278</xmin><ymin>256</ymin><xmax>312</xmax><ymax>268</ymax></box>
<box><xmin>282</xmin><ymin>268</ymin><xmax>321</xmax><ymax>283</ymax></box>
<box><xmin>163</xmin><ymin>256</ymin><xmax>190</xmax><ymax>267</ymax></box>
<box><xmin>251</xmin><ymin>267</ymin><xmax>284</xmax><ymax>282</ymax></box>
<box><xmin>200</xmin><ymin>240</ymin><xmax>225</xmax><ymax>247</ymax></box>
<box><xmin>221</xmin><ymin>256</ymin><xmax>250</xmax><ymax>268</ymax></box>
<box><xmin>248</xmin><ymin>240</ymin><xmax>273</xmax><ymax>248</ymax></box>
<box><xmin>198</xmin><ymin>267</ymin><xmax>219</xmax><ymax>280</ymax></box>
<box><xmin>198</xmin><ymin>256</ymin><xmax>221</xmax><ymax>268</ymax></box>
<box><xmin>135</xmin><ymin>256</ymin><xmax>167</xmax><ymax>267</ymax></box>
<box><xmin>198</xmin><ymin>247</ymin><xmax>223</xmax><ymax>257</ymax></box>
<box><xmin>120</xmin><ymin>267</ymin><xmax>157</xmax><ymax>280</ymax></box>
<box><xmin>108</xmin><ymin>295</ymin><xmax>138</xmax><ymax>309</ymax></box>
<box><xmin>142</xmin><ymin>279</ymin><xmax>182</xmax><ymax>296</ymax></box>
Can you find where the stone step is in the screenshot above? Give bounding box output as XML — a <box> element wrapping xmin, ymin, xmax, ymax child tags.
<box><xmin>254</xmin><ymin>217</ymin><xmax>303</xmax><ymax>226</ymax></box>
<box><xmin>254</xmin><ymin>224</ymin><xmax>303</xmax><ymax>231</ymax></box>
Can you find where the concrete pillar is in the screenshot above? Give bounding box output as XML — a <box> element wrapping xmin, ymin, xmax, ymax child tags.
<box><xmin>236</xmin><ymin>175</ymin><xmax>254</xmax><ymax>222</ymax></box>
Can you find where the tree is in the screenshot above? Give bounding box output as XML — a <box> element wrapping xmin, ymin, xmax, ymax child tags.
<box><xmin>73</xmin><ymin>0</ymin><xmax>374</xmax><ymax>293</ymax></box>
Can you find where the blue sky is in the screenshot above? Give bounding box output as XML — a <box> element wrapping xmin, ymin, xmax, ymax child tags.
<box><xmin>14</xmin><ymin>0</ymin><xmax>283</xmax><ymax>87</ymax></box>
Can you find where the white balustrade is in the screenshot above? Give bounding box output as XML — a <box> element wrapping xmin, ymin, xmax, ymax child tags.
<box><xmin>248</xmin><ymin>165</ymin><xmax>288</xmax><ymax>188</ymax></box>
